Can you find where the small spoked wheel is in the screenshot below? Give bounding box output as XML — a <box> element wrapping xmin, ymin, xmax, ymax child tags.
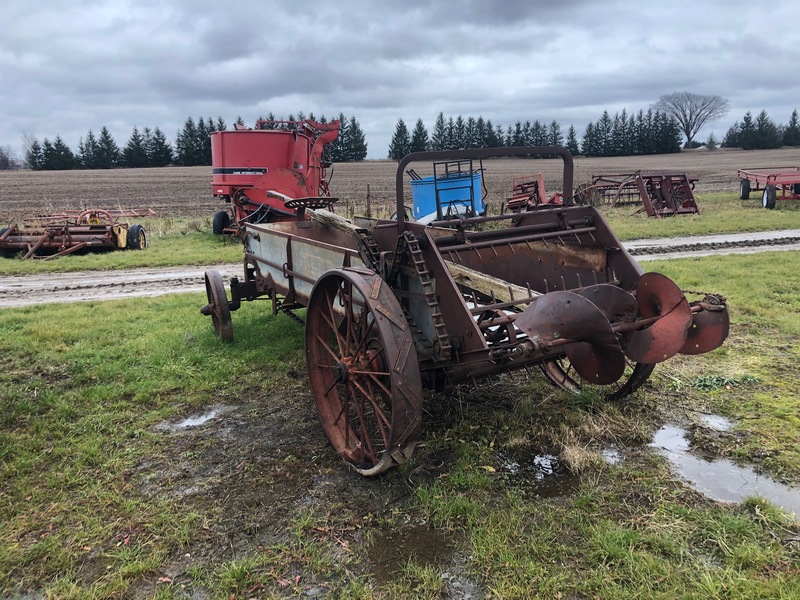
<box><xmin>306</xmin><ymin>269</ymin><xmax>423</xmax><ymax>475</ymax></box>
<box><xmin>540</xmin><ymin>355</ymin><xmax>655</xmax><ymax>401</ymax></box>
<box><xmin>203</xmin><ymin>269</ymin><xmax>233</xmax><ymax>342</ymax></box>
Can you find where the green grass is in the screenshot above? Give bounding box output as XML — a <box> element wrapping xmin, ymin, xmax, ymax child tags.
<box><xmin>600</xmin><ymin>191</ymin><xmax>800</xmax><ymax>240</ymax></box>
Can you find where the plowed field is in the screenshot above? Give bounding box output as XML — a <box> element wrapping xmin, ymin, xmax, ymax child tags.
<box><xmin>2</xmin><ymin>147</ymin><xmax>800</xmax><ymax>221</ymax></box>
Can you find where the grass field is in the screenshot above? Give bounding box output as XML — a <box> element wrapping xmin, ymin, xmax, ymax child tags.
<box><xmin>1</xmin><ymin>152</ymin><xmax>800</xmax><ymax>597</ymax></box>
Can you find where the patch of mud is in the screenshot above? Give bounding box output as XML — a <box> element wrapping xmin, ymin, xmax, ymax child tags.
<box><xmin>650</xmin><ymin>424</ymin><xmax>800</xmax><ymax>517</ymax></box>
<box><xmin>125</xmin><ymin>380</ymin><xmax>416</xmax><ymax>597</ymax></box>
<box><xmin>369</xmin><ymin>526</ymin><xmax>483</xmax><ymax>598</ymax></box>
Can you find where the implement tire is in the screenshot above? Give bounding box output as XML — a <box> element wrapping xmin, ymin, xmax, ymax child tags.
<box><xmin>739</xmin><ymin>178</ymin><xmax>751</xmax><ymax>200</ymax></box>
<box><xmin>212</xmin><ymin>210</ymin><xmax>230</xmax><ymax>235</ymax></box>
<box><xmin>127</xmin><ymin>224</ymin><xmax>148</xmax><ymax>250</ymax></box>
<box><xmin>762</xmin><ymin>185</ymin><xmax>777</xmax><ymax>210</ymax></box>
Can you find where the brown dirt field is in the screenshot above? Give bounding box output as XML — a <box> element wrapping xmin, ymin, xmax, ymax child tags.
<box><xmin>2</xmin><ymin>147</ymin><xmax>800</xmax><ymax>222</ymax></box>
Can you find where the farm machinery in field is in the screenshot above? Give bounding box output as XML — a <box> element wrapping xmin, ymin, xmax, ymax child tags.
<box><xmin>738</xmin><ymin>166</ymin><xmax>800</xmax><ymax>209</ymax></box>
<box><xmin>209</xmin><ymin>118</ymin><xmax>340</xmax><ymax>235</ymax></box>
<box><xmin>0</xmin><ymin>209</ymin><xmax>151</xmax><ymax>260</ymax></box>
<box><xmin>201</xmin><ymin>146</ymin><xmax>729</xmax><ymax>476</ymax></box>
<box><xmin>583</xmin><ymin>171</ymin><xmax>700</xmax><ymax>217</ymax></box>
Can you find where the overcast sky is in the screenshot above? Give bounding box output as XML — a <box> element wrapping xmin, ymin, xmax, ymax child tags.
<box><xmin>3</xmin><ymin>0</ymin><xmax>800</xmax><ymax>160</ymax></box>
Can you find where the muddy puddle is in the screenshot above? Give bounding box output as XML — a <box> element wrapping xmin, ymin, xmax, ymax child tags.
<box><xmin>650</xmin><ymin>423</ymin><xmax>800</xmax><ymax>517</ymax></box>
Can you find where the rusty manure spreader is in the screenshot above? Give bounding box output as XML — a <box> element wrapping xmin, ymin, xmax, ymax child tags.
<box><xmin>201</xmin><ymin>147</ymin><xmax>729</xmax><ymax>476</ymax></box>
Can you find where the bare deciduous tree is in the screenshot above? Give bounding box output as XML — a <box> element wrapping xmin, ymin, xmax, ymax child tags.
<box><xmin>653</xmin><ymin>92</ymin><xmax>729</xmax><ymax>148</ymax></box>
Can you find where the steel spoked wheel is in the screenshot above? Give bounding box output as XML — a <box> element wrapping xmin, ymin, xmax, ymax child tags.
<box><xmin>306</xmin><ymin>269</ymin><xmax>423</xmax><ymax>476</ymax></box>
<box><xmin>540</xmin><ymin>355</ymin><xmax>655</xmax><ymax>401</ymax></box>
<box><xmin>203</xmin><ymin>269</ymin><xmax>233</xmax><ymax>342</ymax></box>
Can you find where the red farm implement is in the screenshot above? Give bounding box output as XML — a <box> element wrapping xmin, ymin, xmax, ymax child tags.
<box><xmin>0</xmin><ymin>209</ymin><xmax>152</xmax><ymax>260</ymax></box>
<box><xmin>587</xmin><ymin>171</ymin><xmax>700</xmax><ymax>217</ymax></box>
<box><xmin>737</xmin><ymin>166</ymin><xmax>800</xmax><ymax>209</ymax></box>
<box><xmin>504</xmin><ymin>172</ymin><xmax>564</xmax><ymax>212</ymax></box>
<box><xmin>210</xmin><ymin>119</ymin><xmax>340</xmax><ymax>234</ymax></box>
<box><xmin>201</xmin><ymin>146</ymin><xmax>729</xmax><ymax>476</ymax></box>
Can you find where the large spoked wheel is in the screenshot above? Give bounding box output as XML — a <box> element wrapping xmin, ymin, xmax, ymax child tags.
<box><xmin>540</xmin><ymin>355</ymin><xmax>656</xmax><ymax>401</ymax></box>
<box><xmin>306</xmin><ymin>269</ymin><xmax>423</xmax><ymax>476</ymax></box>
<box><xmin>203</xmin><ymin>269</ymin><xmax>233</xmax><ymax>342</ymax></box>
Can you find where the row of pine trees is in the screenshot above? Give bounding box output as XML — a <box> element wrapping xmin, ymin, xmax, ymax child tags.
<box><xmin>25</xmin><ymin>113</ymin><xmax>368</xmax><ymax>171</ymax></box>
<box><xmin>388</xmin><ymin>110</ymin><xmax>684</xmax><ymax>159</ymax></box>
<box><xmin>22</xmin><ymin>107</ymin><xmax>800</xmax><ymax>171</ymax></box>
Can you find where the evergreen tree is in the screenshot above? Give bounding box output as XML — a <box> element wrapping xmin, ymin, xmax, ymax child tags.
<box><xmin>343</xmin><ymin>116</ymin><xmax>367</xmax><ymax>161</ymax></box>
<box><xmin>96</xmin><ymin>127</ymin><xmax>120</xmax><ymax>169</ymax></box>
<box><xmin>26</xmin><ymin>138</ymin><xmax>43</xmax><ymax>170</ymax></box>
<box><xmin>739</xmin><ymin>111</ymin><xmax>757</xmax><ymax>150</ymax></box>
<box><xmin>430</xmin><ymin>112</ymin><xmax>447</xmax><ymax>151</ymax></box>
<box><xmin>548</xmin><ymin>120</ymin><xmax>564</xmax><ymax>148</ymax></box>
<box><xmin>475</xmin><ymin>117</ymin><xmax>487</xmax><ymax>147</ymax></box>
<box><xmin>510</xmin><ymin>121</ymin><xmax>524</xmax><ymax>146</ymax></box>
<box><xmin>784</xmin><ymin>109</ymin><xmax>800</xmax><ymax>146</ymax></box>
<box><xmin>410</xmin><ymin>118</ymin><xmax>429</xmax><ymax>153</ymax></box>
<box><xmin>465</xmin><ymin>116</ymin><xmax>478</xmax><ymax>148</ymax></box>
<box><xmin>595</xmin><ymin>111</ymin><xmax>613</xmax><ymax>156</ymax></box>
<box><xmin>123</xmin><ymin>126</ymin><xmax>148</xmax><ymax>168</ymax></box>
<box><xmin>388</xmin><ymin>118</ymin><xmax>411</xmax><ymax>159</ymax></box>
<box><xmin>328</xmin><ymin>113</ymin><xmax>347</xmax><ymax>162</ymax></box>
<box><xmin>40</xmin><ymin>138</ymin><xmax>55</xmax><ymax>170</ymax></box>
<box><xmin>754</xmin><ymin>110</ymin><xmax>782</xmax><ymax>149</ymax></box>
<box><xmin>175</xmin><ymin>118</ymin><xmax>200</xmax><ymax>166</ymax></box>
<box><xmin>445</xmin><ymin>117</ymin><xmax>456</xmax><ymax>150</ymax></box>
<box><xmin>565</xmin><ymin>125</ymin><xmax>580</xmax><ymax>155</ymax></box>
<box><xmin>582</xmin><ymin>122</ymin><xmax>597</xmax><ymax>156</ymax></box>
<box><xmin>722</xmin><ymin>120</ymin><xmax>741</xmax><ymax>148</ymax></box>
<box><xmin>77</xmin><ymin>129</ymin><xmax>100</xmax><ymax>168</ymax></box>
<box><xmin>454</xmin><ymin>115</ymin><xmax>466</xmax><ymax>150</ymax></box>
<box><xmin>783</xmin><ymin>108</ymin><xmax>800</xmax><ymax>146</ymax></box>
<box><xmin>50</xmin><ymin>136</ymin><xmax>75</xmax><ymax>170</ymax></box>
<box><xmin>147</xmin><ymin>127</ymin><xmax>173</xmax><ymax>166</ymax></box>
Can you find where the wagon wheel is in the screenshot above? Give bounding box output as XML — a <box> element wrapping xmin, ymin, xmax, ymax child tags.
<box><xmin>540</xmin><ymin>356</ymin><xmax>655</xmax><ymax>400</ymax></box>
<box><xmin>306</xmin><ymin>268</ymin><xmax>423</xmax><ymax>476</ymax></box>
<box><xmin>202</xmin><ymin>269</ymin><xmax>233</xmax><ymax>342</ymax></box>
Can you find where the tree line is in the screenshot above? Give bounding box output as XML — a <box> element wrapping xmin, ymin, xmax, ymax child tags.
<box><xmin>387</xmin><ymin>109</ymin><xmax>683</xmax><ymax>159</ymax></box>
<box><xmin>721</xmin><ymin>109</ymin><xmax>800</xmax><ymax>150</ymax></box>
<box><xmin>23</xmin><ymin>113</ymin><xmax>368</xmax><ymax>171</ymax></box>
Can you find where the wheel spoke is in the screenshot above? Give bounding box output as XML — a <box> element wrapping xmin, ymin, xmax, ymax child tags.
<box><xmin>348</xmin><ymin>381</ymin><xmax>376</xmax><ymax>462</ymax></box>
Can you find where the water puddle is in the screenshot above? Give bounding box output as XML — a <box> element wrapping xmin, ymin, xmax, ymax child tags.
<box><xmin>601</xmin><ymin>446</ymin><xmax>624</xmax><ymax>465</ymax></box>
<box><xmin>650</xmin><ymin>424</ymin><xmax>800</xmax><ymax>517</ymax></box>
<box><xmin>698</xmin><ymin>413</ymin><xmax>735</xmax><ymax>431</ymax></box>
<box><xmin>156</xmin><ymin>406</ymin><xmax>232</xmax><ymax>432</ymax></box>
<box><xmin>502</xmin><ymin>452</ymin><xmax>580</xmax><ymax>497</ymax></box>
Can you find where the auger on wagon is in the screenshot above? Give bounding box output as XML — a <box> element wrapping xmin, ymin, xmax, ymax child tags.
<box><xmin>201</xmin><ymin>146</ymin><xmax>729</xmax><ymax>476</ymax></box>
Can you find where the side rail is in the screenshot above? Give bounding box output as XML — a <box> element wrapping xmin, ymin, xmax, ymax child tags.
<box><xmin>394</xmin><ymin>146</ymin><xmax>574</xmax><ymax>233</ymax></box>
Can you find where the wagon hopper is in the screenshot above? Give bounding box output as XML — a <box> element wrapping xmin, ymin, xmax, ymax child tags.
<box><xmin>201</xmin><ymin>147</ymin><xmax>729</xmax><ymax>475</ymax></box>
<box><xmin>210</xmin><ymin>119</ymin><xmax>340</xmax><ymax>235</ymax></box>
